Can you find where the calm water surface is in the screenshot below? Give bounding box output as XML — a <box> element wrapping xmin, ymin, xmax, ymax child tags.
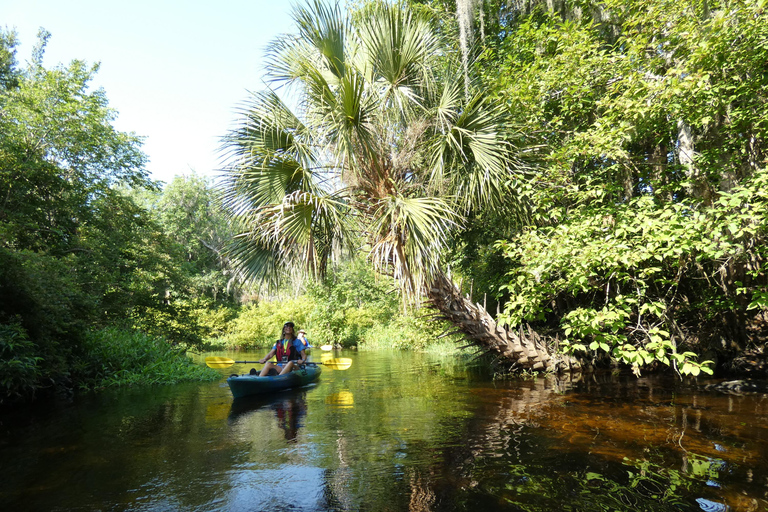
<box><xmin>1</xmin><ymin>350</ymin><xmax>767</xmax><ymax>511</ymax></box>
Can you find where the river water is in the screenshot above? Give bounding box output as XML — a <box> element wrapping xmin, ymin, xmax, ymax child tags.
<box><xmin>0</xmin><ymin>350</ymin><xmax>766</xmax><ymax>511</ymax></box>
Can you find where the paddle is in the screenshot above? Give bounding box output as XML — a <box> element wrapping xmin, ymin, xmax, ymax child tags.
<box><xmin>205</xmin><ymin>356</ymin><xmax>352</xmax><ymax>370</ymax></box>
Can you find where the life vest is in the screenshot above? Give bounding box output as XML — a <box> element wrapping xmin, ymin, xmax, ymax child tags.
<box><xmin>276</xmin><ymin>338</ymin><xmax>300</xmax><ymax>362</ymax></box>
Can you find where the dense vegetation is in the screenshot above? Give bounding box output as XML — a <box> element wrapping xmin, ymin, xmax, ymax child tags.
<box><xmin>2</xmin><ymin>0</ymin><xmax>767</xmax><ymax>405</ymax></box>
<box><xmin>0</xmin><ymin>30</ymin><xmax>223</xmax><ymax>403</ymax></box>
<box><xmin>0</xmin><ymin>27</ymin><xmax>438</xmax><ymax>405</ymax></box>
<box><xmin>219</xmin><ymin>0</ymin><xmax>767</xmax><ymax>377</ymax></box>
<box><xmin>460</xmin><ymin>0</ymin><xmax>768</xmax><ymax>376</ymax></box>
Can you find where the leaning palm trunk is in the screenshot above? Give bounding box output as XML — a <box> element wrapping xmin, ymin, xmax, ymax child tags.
<box><xmin>427</xmin><ymin>271</ymin><xmax>585</xmax><ymax>372</ymax></box>
<box><xmin>221</xmin><ymin>1</ymin><xmax>577</xmax><ymax>374</ymax></box>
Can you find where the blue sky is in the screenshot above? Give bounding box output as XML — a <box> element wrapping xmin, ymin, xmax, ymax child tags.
<box><xmin>4</xmin><ymin>0</ymin><xmax>299</xmax><ymax>184</ymax></box>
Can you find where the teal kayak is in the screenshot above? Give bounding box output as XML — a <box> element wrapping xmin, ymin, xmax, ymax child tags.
<box><xmin>226</xmin><ymin>363</ymin><xmax>322</xmax><ymax>398</ymax></box>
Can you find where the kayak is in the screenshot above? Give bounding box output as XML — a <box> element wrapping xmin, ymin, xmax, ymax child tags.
<box><xmin>226</xmin><ymin>363</ymin><xmax>322</xmax><ymax>399</ymax></box>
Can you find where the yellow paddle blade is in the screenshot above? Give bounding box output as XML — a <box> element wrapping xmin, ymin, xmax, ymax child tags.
<box><xmin>322</xmin><ymin>357</ymin><xmax>352</xmax><ymax>370</ymax></box>
<box><xmin>205</xmin><ymin>356</ymin><xmax>350</xmax><ymax>370</ymax></box>
<box><xmin>205</xmin><ymin>356</ymin><xmax>236</xmax><ymax>368</ymax></box>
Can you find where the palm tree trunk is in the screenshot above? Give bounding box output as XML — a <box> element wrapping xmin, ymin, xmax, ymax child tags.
<box><xmin>426</xmin><ymin>271</ymin><xmax>585</xmax><ymax>373</ymax></box>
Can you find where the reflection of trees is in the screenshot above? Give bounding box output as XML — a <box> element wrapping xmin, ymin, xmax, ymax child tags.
<box><xmin>0</xmin><ymin>383</ymin><xmax>244</xmax><ymax>511</ymax></box>
<box><xmin>220</xmin><ymin>351</ymin><xmax>767</xmax><ymax>511</ymax></box>
<box><xmin>400</xmin><ymin>373</ymin><xmax>768</xmax><ymax>511</ymax></box>
<box><xmin>321</xmin><ymin>437</ymin><xmax>355</xmax><ymax>511</ymax></box>
<box><xmin>407</xmin><ymin>469</ymin><xmax>436</xmax><ymax>512</ymax></box>
<box><xmin>7</xmin><ymin>352</ymin><xmax>767</xmax><ymax>511</ymax></box>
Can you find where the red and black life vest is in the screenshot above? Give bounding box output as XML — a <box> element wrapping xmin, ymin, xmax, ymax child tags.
<box><xmin>276</xmin><ymin>339</ymin><xmax>300</xmax><ymax>362</ymax></box>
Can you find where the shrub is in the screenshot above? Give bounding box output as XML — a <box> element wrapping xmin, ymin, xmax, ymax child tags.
<box><xmin>361</xmin><ymin>314</ymin><xmax>433</xmax><ymax>351</ymax></box>
<box><xmin>0</xmin><ymin>322</ymin><xmax>43</xmax><ymax>404</ymax></box>
<box><xmin>77</xmin><ymin>327</ymin><xmax>219</xmax><ymax>388</ymax></box>
<box><xmin>220</xmin><ymin>296</ymin><xmax>314</xmax><ymax>349</ymax></box>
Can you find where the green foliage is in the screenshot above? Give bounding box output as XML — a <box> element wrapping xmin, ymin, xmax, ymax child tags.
<box><xmin>0</xmin><ymin>248</ymin><xmax>90</xmax><ymax>382</ymax></box>
<box><xmin>362</xmin><ymin>314</ymin><xmax>430</xmax><ymax>351</ymax></box>
<box><xmin>221</xmin><ymin>0</ymin><xmax>521</xmax><ymax>303</ymax></box>
<box><xmin>0</xmin><ymin>29</ymin><xmax>149</xmax><ymax>255</ymax></box>
<box><xmin>0</xmin><ymin>322</ymin><xmax>42</xmax><ymax>403</ymax></box>
<box><xmin>211</xmin><ymin>257</ymin><xmax>465</xmax><ymax>352</ymax></box>
<box><xmin>305</xmin><ymin>257</ymin><xmax>400</xmax><ymax>347</ymax></box>
<box><xmin>76</xmin><ymin>328</ymin><xmax>219</xmax><ymax>388</ymax></box>
<box><xmin>219</xmin><ymin>296</ymin><xmax>314</xmax><ymax>349</ymax></box>
<box><xmin>0</xmin><ymin>30</ymin><xmax>233</xmax><ymax>402</ymax></box>
<box><xmin>188</xmin><ymin>299</ymin><xmax>239</xmax><ymax>340</ymax></box>
<box><xmin>478</xmin><ymin>0</ymin><xmax>768</xmax><ymax>375</ymax></box>
<box><xmin>141</xmin><ymin>174</ymin><xmax>239</xmax><ymax>303</ymax></box>
<box><xmin>497</xmin><ymin>169</ymin><xmax>768</xmax><ymax>376</ymax></box>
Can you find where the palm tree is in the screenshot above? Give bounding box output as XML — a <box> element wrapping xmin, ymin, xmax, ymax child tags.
<box><xmin>220</xmin><ymin>0</ymin><xmax>578</xmax><ymax>372</ymax></box>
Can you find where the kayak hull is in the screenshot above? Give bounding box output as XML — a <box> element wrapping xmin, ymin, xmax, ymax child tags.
<box><xmin>226</xmin><ymin>364</ymin><xmax>322</xmax><ymax>398</ymax></box>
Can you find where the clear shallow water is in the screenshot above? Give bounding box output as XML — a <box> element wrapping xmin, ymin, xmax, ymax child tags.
<box><xmin>1</xmin><ymin>350</ymin><xmax>767</xmax><ymax>511</ymax></box>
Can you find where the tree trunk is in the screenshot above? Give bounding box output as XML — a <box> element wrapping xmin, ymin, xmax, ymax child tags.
<box><xmin>426</xmin><ymin>271</ymin><xmax>585</xmax><ymax>373</ymax></box>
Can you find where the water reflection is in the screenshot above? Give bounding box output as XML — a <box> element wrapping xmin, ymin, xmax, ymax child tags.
<box><xmin>229</xmin><ymin>390</ymin><xmax>310</xmax><ymax>442</ymax></box>
<box><xmin>697</xmin><ymin>497</ymin><xmax>729</xmax><ymax>512</ymax></box>
<box><xmin>1</xmin><ymin>352</ymin><xmax>767</xmax><ymax>511</ymax></box>
<box><xmin>324</xmin><ymin>390</ymin><xmax>354</xmax><ymax>409</ymax></box>
<box><xmin>429</xmin><ymin>373</ymin><xmax>768</xmax><ymax>511</ymax></box>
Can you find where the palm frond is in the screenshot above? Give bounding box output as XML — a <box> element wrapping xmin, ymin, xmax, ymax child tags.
<box><xmin>429</xmin><ymin>87</ymin><xmax>514</xmax><ymax>211</ymax></box>
<box><xmin>358</xmin><ymin>1</ymin><xmax>442</xmax><ymax>116</ymax></box>
<box><xmin>292</xmin><ymin>0</ymin><xmax>348</xmax><ymax>80</ymax></box>
<box><xmin>226</xmin><ymin>189</ymin><xmax>355</xmax><ymax>284</ymax></box>
<box><xmin>326</xmin><ymin>70</ymin><xmax>379</xmax><ymax>167</ymax></box>
<box><xmin>369</xmin><ymin>195</ymin><xmax>460</xmax><ymax>296</ymax></box>
<box><xmin>220</xmin><ymin>0</ymin><xmax>535</xmax><ymax>298</ymax></box>
<box><xmin>220</xmin><ymin>90</ymin><xmax>317</xmax><ymax>213</ymax></box>
<box><xmin>227</xmin><ymin>231</ymin><xmax>286</xmax><ymax>289</ymax></box>
<box><xmin>263</xmin><ymin>33</ymin><xmax>310</xmax><ymax>87</ymax></box>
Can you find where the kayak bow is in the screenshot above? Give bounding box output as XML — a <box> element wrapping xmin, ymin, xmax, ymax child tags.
<box><xmin>225</xmin><ymin>363</ymin><xmax>322</xmax><ymax>398</ymax></box>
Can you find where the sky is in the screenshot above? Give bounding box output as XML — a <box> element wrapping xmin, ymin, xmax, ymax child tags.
<box><xmin>3</xmin><ymin>0</ymin><xmax>299</xmax><ymax>185</ymax></box>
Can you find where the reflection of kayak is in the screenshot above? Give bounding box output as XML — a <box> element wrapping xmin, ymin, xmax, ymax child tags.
<box><xmin>228</xmin><ymin>388</ymin><xmax>311</xmax><ymax>422</ymax></box>
<box><xmin>226</xmin><ymin>364</ymin><xmax>322</xmax><ymax>399</ymax></box>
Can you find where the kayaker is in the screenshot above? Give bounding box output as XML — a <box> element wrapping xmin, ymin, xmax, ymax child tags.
<box><xmin>256</xmin><ymin>321</ymin><xmax>307</xmax><ymax>377</ymax></box>
<box><xmin>297</xmin><ymin>329</ymin><xmax>311</xmax><ymax>351</ymax></box>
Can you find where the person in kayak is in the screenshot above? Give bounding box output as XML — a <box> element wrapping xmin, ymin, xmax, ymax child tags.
<box><xmin>297</xmin><ymin>329</ymin><xmax>312</xmax><ymax>351</ymax></box>
<box><xmin>256</xmin><ymin>321</ymin><xmax>307</xmax><ymax>377</ymax></box>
